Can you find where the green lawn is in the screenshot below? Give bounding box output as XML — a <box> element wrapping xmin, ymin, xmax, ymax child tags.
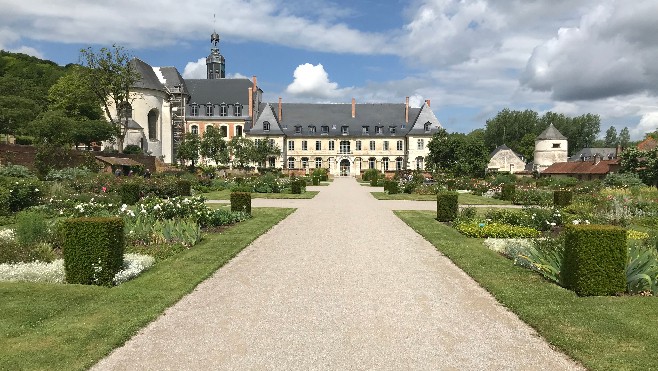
<box><xmin>0</xmin><ymin>207</ymin><xmax>294</xmax><ymax>371</ymax></box>
<box><xmin>371</xmin><ymin>192</ymin><xmax>511</xmax><ymax>205</ymax></box>
<box><xmin>200</xmin><ymin>189</ymin><xmax>318</xmax><ymax>200</ymax></box>
<box><xmin>396</xmin><ymin>210</ymin><xmax>658</xmax><ymax>371</ymax></box>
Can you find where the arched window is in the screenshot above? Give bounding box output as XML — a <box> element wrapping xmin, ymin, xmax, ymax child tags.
<box><xmin>301</xmin><ymin>157</ymin><xmax>309</xmax><ymax>169</ymax></box>
<box><xmin>339</xmin><ymin>140</ymin><xmax>350</xmax><ymax>154</ymax></box>
<box><xmin>368</xmin><ymin>157</ymin><xmax>376</xmax><ymax>169</ymax></box>
<box><xmin>382</xmin><ymin>157</ymin><xmax>389</xmax><ymax>171</ymax></box>
<box><xmin>118</xmin><ymin>102</ymin><xmax>132</xmax><ymax>119</ymax></box>
<box><xmin>424</xmin><ymin>122</ymin><xmax>431</xmax><ymax>132</ymax></box>
<box><xmin>416</xmin><ymin>156</ymin><xmax>424</xmax><ymax>170</ymax></box>
<box><xmin>263</xmin><ymin>121</ymin><xmax>271</xmax><ymax>131</ymax></box>
<box><xmin>191</xmin><ymin>125</ymin><xmax>199</xmax><ymax>135</ymax></box>
<box><xmin>147</xmin><ymin>109</ymin><xmax>158</xmax><ymax>140</ymax></box>
<box><xmin>396</xmin><ymin>157</ymin><xmax>403</xmax><ymax>170</ymax></box>
<box><xmin>287</xmin><ymin>157</ymin><xmax>295</xmax><ymax>169</ymax></box>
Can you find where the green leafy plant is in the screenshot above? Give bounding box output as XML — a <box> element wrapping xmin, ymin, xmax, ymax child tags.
<box><xmin>454</xmin><ymin>222</ymin><xmax>540</xmax><ymax>238</ymax></box>
<box><xmin>626</xmin><ymin>241</ymin><xmax>658</xmax><ymax>295</ymax></box>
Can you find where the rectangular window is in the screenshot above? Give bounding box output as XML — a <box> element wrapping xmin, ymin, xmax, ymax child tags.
<box><xmin>417</xmin><ymin>139</ymin><xmax>424</xmax><ymax>150</ymax></box>
<box><xmin>389</xmin><ymin>126</ymin><xmax>396</xmax><ymax>134</ymax></box>
<box><xmin>397</xmin><ymin>140</ymin><xmax>403</xmax><ymax>151</ymax></box>
<box><xmin>315</xmin><ymin>141</ymin><xmax>321</xmax><ymax>150</ymax></box>
<box><xmin>288</xmin><ymin>141</ymin><xmax>294</xmax><ymax>150</ymax></box>
<box><xmin>302</xmin><ymin>140</ymin><xmax>308</xmax><ymax>151</ymax></box>
<box><xmin>269</xmin><ymin>139</ymin><xmax>275</xmax><ymax>148</ymax></box>
<box><xmin>302</xmin><ymin>158</ymin><xmax>308</xmax><ymax>168</ymax></box>
<box><xmin>219</xmin><ymin>105</ymin><xmax>227</xmax><ymax>117</ymax></box>
<box><xmin>375</xmin><ymin>126</ymin><xmax>382</xmax><ymax>134</ymax></box>
<box><xmin>362</xmin><ymin>126</ymin><xmax>369</xmax><ymax>135</ymax></box>
<box><xmin>329</xmin><ymin>141</ymin><xmax>335</xmax><ymax>151</ymax></box>
<box><xmin>356</xmin><ymin>140</ymin><xmax>362</xmax><ymax>151</ymax></box>
<box><xmin>383</xmin><ymin>141</ymin><xmax>389</xmax><ymax>150</ymax></box>
<box><xmin>309</xmin><ymin>126</ymin><xmax>316</xmax><ymax>133</ymax></box>
<box><xmin>369</xmin><ymin>140</ymin><xmax>375</xmax><ymax>151</ymax></box>
<box><xmin>269</xmin><ymin>157</ymin><xmax>276</xmax><ymax>168</ymax></box>
<box><xmin>315</xmin><ymin>158</ymin><xmax>322</xmax><ymax>168</ymax></box>
<box><xmin>234</xmin><ymin>104</ymin><xmax>242</xmax><ymax>116</ymax></box>
<box><xmin>191</xmin><ymin>105</ymin><xmax>199</xmax><ymax>116</ymax></box>
<box><xmin>288</xmin><ymin>158</ymin><xmax>295</xmax><ymax>169</ymax></box>
<box><xmin>552</xmin><ymin>143</ymin><xmax>561</xmax><ymax>148</ymax></box>
<box><xmin>206</xmin><ymin>105</ymin><xmax>213</xmax><ymax>116</ymax></box>
<box><xmin>321</xmin><ymin>126</ymin><xmax>329</xmax><ymax>134</ymax></box>
<box><xmin>220</xmin><ymin>126</ymin><xmax>228</xmax><ymax>137</ymax></box>
<box><xmin>341</xmin><ymin>126</ymin><xmax>349</xmax><ymax>135</ymax></box>
<box><xmin>295</xmin><ymin>126</ymin><xmax>302</xmax><ymax>134</ymax></box>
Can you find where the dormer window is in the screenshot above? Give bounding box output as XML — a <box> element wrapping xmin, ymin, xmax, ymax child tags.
<box><xmin>321</xmin><ymin>125</ymin><xmax>329</xmax><ymax>134</ymax></box>
<box><xmin>424</xmin><ymin>122</ymin><xmax>431</xmax><ymax>132</ymax></box>
<box><xmin>190</xmin><ymin>103</ymin><xmax>199</xmax><ymax>117</ymax></box>
<box><xmin>205</xmin><ymin>103</ymin><xmax>213</xmax><ymax>116</ymax></box>
<box><xmin>341</xmin><ymin>126</ymin><xmax>349</xmax><ymax>135</ymax></box>
<box><xmin>362</xmin><ymin>126</ymin><xmax>369</xmax><ymax>135</ymax></box>
<box><xmin>389</xmin><ymin>126</ymin><xmax>396</xmax><ymax>134</ymax></box>
<box><xmin>295</xmin><ymin>126</ymin><xmax>302</xmax><ymax>134</ymax></box>
<box><xmin>309</xmin><ymin>125</ymin><xmax>316</xmax><ymax>133</ymax></box>
<box><xmin>375</xmin><ymin>126</ymin><xmax>383</xmax><ymax>135</ymax></box>
<box><xmin>234</xmin><ymin>103</ymin><xmax>242</xmax><ymax>116</ymax></box>
<box><xmin>219</xmin><ymin>102</ymin><xmax>227</xmax><ymax>117</ymax></box>
<box><xmin>263</xmin><ymin>121</ymin><xmax>270</xmax><ymax>131</ymax></box>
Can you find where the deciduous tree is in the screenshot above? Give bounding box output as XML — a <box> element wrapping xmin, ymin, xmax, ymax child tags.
<box><xmin>199</xmin><ymin>126</ymin><xmax>229</xmax><ymax>165</ymax></box>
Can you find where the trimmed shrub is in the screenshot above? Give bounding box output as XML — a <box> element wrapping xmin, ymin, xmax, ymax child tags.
<box><xmin>176</xmin><ymin>179</ymin><xmax>192</xmax><ymax>196</ymax></box>
<box><xmin>553</xmin><ymin>190</ymin><xmax>573</xmax><ymax>207</ymax></box>
<box><xmin>563</xmin><ymin>224</ymin><xmax>627</xmax><ymax>296</ymax></box>
<box><xmin>501</xmin><ymin>183</ymin><xmax>516</xmax><ymax>201</ymax></box>
<box><xmin>62</xmin><ymin>217</ymin><xmax>124</xmax><ymax>286</ymax></box>
<box><xmin>362</xmin><ymin>168</ymin><xmax>379</xmax><ymax>182</ymax></box>
<box><xmin>230</xmin><ymin>192</ymin><xmax>252</xmax><ymax>214</ymax></box>
<box><xmin>513</xmin><ymin>188</ymin><xmax>553</xmax><ymax>206</ymax></box>
<box><xmin>312</xmin><ymin>176</ymin><xmax>320</xmax><ymax>186</ymax></box>
<box><xmin>119</xmin><ymin>182</ymin><xmax>141</xmax><ymax>205</ymax></box>
<box><xmin>15</xmin><ymin>210</ymin><xmax>50</xmax><ymax>246</ymax></box>
<box><xmin>369</xmin><ymin>175</ymin><xmax>381</xmax><ymax>187</ymax></box>
<box><xmin>290</xmin><ymin>179</ymin><xmax>303</xmax><ymax>194</ymax></box>
<box><xmin>388</xmin><ymin>180</ymin><xmax>399</xmax><ymax>194</ymax></box>
<box><xmin>437</xmin><ymin>191</ymin><xmax>459</xmax><ymax>222</ymax></box>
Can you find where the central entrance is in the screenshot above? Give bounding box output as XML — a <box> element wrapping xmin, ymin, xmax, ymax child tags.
<box><xmin>340</xmin><ymin>159</ymin><xmax>350</xmax><ymax>176</ymax></box>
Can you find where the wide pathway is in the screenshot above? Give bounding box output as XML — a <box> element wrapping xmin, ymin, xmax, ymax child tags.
<box><xmin>94</xmin><ymin>178</ymin><xmax>581</xmax><ymax>370</ymax></box>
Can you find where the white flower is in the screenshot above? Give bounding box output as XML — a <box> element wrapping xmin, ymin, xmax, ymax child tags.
<box><xmin>572</xmin><ymin>219</ymin><xmax>580</xmax><ymax>225</ymax></box>
<box><xmin>550</xmin><ymin>222</ymin><xmax>556</xmax><ymax>226</ymax></box>
<box><xmin>34</xmin><ymin>188</ymin><xmax>39</xmax><ymax>192</ymax></box>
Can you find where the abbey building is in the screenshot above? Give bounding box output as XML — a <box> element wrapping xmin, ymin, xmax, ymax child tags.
<box><xmin>111</xmin><ymin>33</ymin><xmax>443</xmax><ymax>176</ymax></box>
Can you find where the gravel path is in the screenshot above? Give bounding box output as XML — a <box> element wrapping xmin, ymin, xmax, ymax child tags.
<box><xmin>94</xmin><ymin>177</ymin><xmax>582</xmax><ymax>370</ymax></box>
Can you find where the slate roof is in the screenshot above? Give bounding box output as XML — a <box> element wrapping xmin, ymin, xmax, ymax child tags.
<box><xmin>536</xmin><ymin>123</ymin><xmax>567</xmax><ymax>140</ymax></box>
<box><xmin>489</xmin><ymin>144</ymin><xmax>524</xmax><ymax>159</ymax></box>
<box><xmin>185</xmin><ymin>78</ymin><xmax>252</xmax><ymax>108</ymax></box>
<box><xmin>129</xmin><ymin>58</ymin><xmax>166</xmax><ymax>92</ymax></box>
<box><xmin>155</xmin><ymin>66</ymin><xmax>189</xmax><ymax>95</ymax></box>
<box><xmin>568</xmin><ymin>147</ymin><xmax>617</xmax><ymax>162</ymax></box>
<box><xmin>248</xmin><ymin>102</ymin><xmax>442</xmax><ymax>137</ymax></box>
<box><xmin>542</xmin><ymin>159</ymin><xmax>619</xmax><ymax>175</ymax></box>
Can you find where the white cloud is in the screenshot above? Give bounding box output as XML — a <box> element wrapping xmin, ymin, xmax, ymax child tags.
<box><xmin>0</xmin><ymin>27</ymin><xmax>43</xmax><ymax>58</ymax></box>
<box><xmin>635</xmin><ymin>113</ymin><xmax>658</xmax><ymax>139</ymax></box>
<box><xmin>227</xmin><ymin>72</ymin><xmax>247</xmax><ymax>79</ymax></box>
<box><xmin>182</xmin><ymin>58</ymin><xmax>206</xmax><ymax>79</ymax></box>
<box><xmin>286</xmin><ymin>63</ymin><xmax>350</xmax><ymax>99</ymax></box>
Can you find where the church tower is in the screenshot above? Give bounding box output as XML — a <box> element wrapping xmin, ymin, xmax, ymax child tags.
<box><xmin>534</xmin><ymin>123</ymin><xmax>568</xmax><ymax>173</ymax></box>
<box><xmin>206</xmin><ymin>31</ymin><xmax>225</xmax><ymax>79</ymax></box>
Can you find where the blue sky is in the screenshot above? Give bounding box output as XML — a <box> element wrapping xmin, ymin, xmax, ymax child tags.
<box><xmin>2</xmin><ymin>0</ymin><xmax>658</xmax><ymax>139</ymax></box>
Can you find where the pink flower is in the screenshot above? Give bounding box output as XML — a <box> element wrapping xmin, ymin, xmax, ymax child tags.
<box><xmin>102</xmin><ymin>187</ymin><xmax>107</xmax><ymax>193</ymax></box>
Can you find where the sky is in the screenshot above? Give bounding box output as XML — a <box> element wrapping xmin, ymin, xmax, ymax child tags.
<box><xmin>2</xmin><ymin>0</ymin><xmax>658</xmax><ymax>139</ymax></box>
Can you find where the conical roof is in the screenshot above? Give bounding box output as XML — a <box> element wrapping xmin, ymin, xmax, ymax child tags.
<box><xmin>537</xmin><ymin>123</ymin><xmax>566</xmax><ymax>140</ymax></box>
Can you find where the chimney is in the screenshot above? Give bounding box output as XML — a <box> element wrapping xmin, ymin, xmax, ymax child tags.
<box><xmin>252</xmin><ymin>75</ymin><xmax>257</xmax><ymax>91</ymax></box>
<box><xmin>278</xmin><ymin>97</ymin><xmax>282</xmax><ymax>121</ymax></box>
<box><xmin>351</xmin><ymin>98</ymin><xmax>356</xmax><ymax>118</ymax></box>
<box><xmin>405</xmin><ymin>96</ymin><xmax>409</xmax><ymax>123</ymax></box>
<box><xmin>593</xmin><ymin>153</ymin><xmax>601</xmax><ymax>165</ymax></box>
<box><xmin>248</xmin><ymin>87</ymin><xmax>253</xmax><ymax>122</ymax></box>
<box><xmin>425</xmin><ymin>99</ymin><xmax>431</xmax><ymax>107</ymax></box>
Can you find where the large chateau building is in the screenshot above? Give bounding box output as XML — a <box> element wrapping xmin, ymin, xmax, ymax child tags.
<box><xmin>113</xmin><ymin>32</ymin><xmax>443</xmax><ymax>175</ymax></box>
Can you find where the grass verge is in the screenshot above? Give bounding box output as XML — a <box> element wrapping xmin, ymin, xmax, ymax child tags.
<box><xmin>201</xmin><ymin>189</ymin><xmax>318</xmax><ymax>200</ymax></box>
<box><xmin>396</xmin><ymin>210</ymin><xmax>657</xmax><ymax>371</ymax></box>
<box><xmin>0</xmin><ymin>207</ymin><xmax>294</xmax><ymax>371</ymax></box>
<box><xmin>371</xmin><ymin>192</ymin><xmax>512</xmax><ymax>205</ymax></box>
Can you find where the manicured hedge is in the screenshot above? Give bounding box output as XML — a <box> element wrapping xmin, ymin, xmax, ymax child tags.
<box><xmin>369</xmin><ymin>175</ymin><xmax>380</xmax><ymax>187</ymax></box>
<box><xmin>436</xmin><ymin>191</ymin><xmax>459</xmax><ymax>222</ymax></box>
<box><xmin>176</xmin><ymin>179</ymin><xmax>192</xmax><ymax>196</ymax></box>
<box><xmin>230</xmin><ymin>192</ymin><xmax>252</xmax><ymax>214</ymax></box>
<box><xmin>501</xmin><ymin>183</ymin><xmax>516</xmax><ymax>201</ymax></box>
<box><xmin>553</xmin><ymin>190</ymin><xmax>573</xmax><ymax>207</ymax></box>
<box><xmin>290</xmin><ymin>178</ymin><xmax>305</xmax><ymax>194</ymax></box>
<box><xmin>312</xmin><ymin>176</ymin><xmax>320</xmax><ymax>186</ymax></box>
<box><xmin>563</xmin><ymin>224</ymin><xmax>627</xmax><ymax>296</ymax></box>
<box><xmin>387</xmin><ymin>180</ymin><xmax>399</xmax><ymax>194</ymax></box>
<box><xmin>118</xmin><ymin>182</ymin><xmax>141</xmax><ymax>205</ymax></box>
<box><xmin>62</xmin><ymin>217</ymin><xmax>124</xmax><ymax>286</ymax></box>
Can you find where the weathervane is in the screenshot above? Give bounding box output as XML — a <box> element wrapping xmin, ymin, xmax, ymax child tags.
<box><xmin>211</xmin><ymin>14</ymin><xmax>220</xmax><ymax>47</ymax></box>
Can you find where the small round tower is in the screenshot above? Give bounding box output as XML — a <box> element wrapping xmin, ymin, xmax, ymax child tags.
<box><xmin>534</xmin><ymin>123</ymin><xmax>568</xmax><ymax>173</ymax></box>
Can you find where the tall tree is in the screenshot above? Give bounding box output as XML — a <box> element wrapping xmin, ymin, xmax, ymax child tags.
<box><xmin>483</xmin><ymin>109</ymin><xmax>539</xmax><ymax>153</ymax></box>
<box><xmin>199</xmin><ymin>126</ymin><xmax>229</xmax><ymax>165</ymax></box>
<box><xmin>78</xmin><ymin>45</ymin><xmax>141</xmax><ymax>152</ymax></box>
<box><xmin>251</xmin><ymin>137</ymin><xmax>281</xmax><ymax>166</ymax></box>
<box><xmin>176</xmin><ymin>132</ymin><xmax>200</xmax><ymax>167</ymax></box>
<box><xmin>426</xmin><ymin>128</ymin><xmax>488</xmax><ymax>177</ymax></box>
<box><xmin>228</xmin><ymin>136</ymin><xmax>254</xmax><ymax>168</ymax></box>
<box><xmin>619</xmin><ymin>147</ymin><xmax>658</xmax><ymax>187</ymax></box>
<box><xmin>604</xmin><ymin>126</ymin><xmax>618</xmax><ymax>147</ymax></box>
<box><xmin>24</xmin><ymin>110</ymin><xmax>76</xmax><ymax>146</ymax></box>
<box><xmin>619</xmin><ymin>127</ymin><xmax>631</xmax><ymax>148</ymax></box>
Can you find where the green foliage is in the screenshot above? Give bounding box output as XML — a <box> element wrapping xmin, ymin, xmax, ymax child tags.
<box><xmin>0</xmin><ymin>239</ymin><xmax>56</xmax><ymax>264</ymax></box>
<box><xmin>290</xmin><ymin>177</ymin><xmax>306</xmax><ymax>194</ymax></box>
<box><xmin>0</xmin><ymin>176</ymin><xmax>43</xmax><ymax>212</ymax></box>
<box><xmin>513</xmin><ymin>188</ymin><xmax>553</xmax><ymax>206</ymax></box>
<box><xmin>436</xmin><ymin>191</ymin><xmax>458</xmax><ymax>222</ymax></box>
<box><xmin>515</xmin><ymin>236</ymin><xmax>565</xmax><ymax>285</ymax></box>
<box><xmin>252</xmin><ymin>173</ymin><xmax>281</xmax><ymax>193</ymax></box>
<box><xmin>176</xmin><ymin>179</ymin><xmax>192</xmax><ymax>196</ymax></box>
<box><xmin>0</xmin><ymin>164</ymin><xmax>33</xmax><ymax>178</ymax></box>
<box><xmin>369</xmin><ymin>174</ymin><xmax>381</xmax><ymax>187</ymax></box>
<box><xmin>387</xmin><ymin>180</ymin><xmax>400</xmax><ymax>194</ymax></box>
<box><xmin>426</xmin><ymin>128</ymin><xmax>489</xmax><ymax>176</ymax></box>
<box><xmin>34</xmin><ymin>143</ymin><xmax>74</xmax><ymax>179</ymax></box>
<box><xmin>563</xmin><ymin>225</ymin><xmax>627</xmax><ymax>296</ymax></box>
<box><xmin>122</xmin><ymin>144</ymin><xmax>143</xmax><ymax>154</ymax></box>
<box><xmin>14</xmin><ymin>210</ymin><xmax>50</xmax><ymax>247</ymax></box>
<box><xmin>199</xmin><ymin>126</ymin><xmax>229</xmax><ymax>165</ymax></box>
<box><xmin>362</xmin><ymin>168</ymin><xmax>379</xmax><ymax>181</ymax></box>
<box><xmin>176</xmin><ymin>132</ymin><xmax>200</xmax><ymax>166</ymax></box>
<box><xmin>62</xmin><ymin>217</ymin><xmax>124</xmax><ymax>286</ymax></box>
<box><xmin>626</xmin><ymin>241</ymin><xmax>658</xmax><ymax>295</ymax></box>
<box><xmin>230</xmin><ymin>192</ymin><xmax>251</xmax><ymax>214</ymax></box>
<box><xmin>603</xmin><ymin>172</ymin><xmax>644</xmax><ymax>188</ymax></box>
<box><xmin>501</xmin><ymin>183</ymin><xmax>516</xmax><ymax>201</ymax></box>
<box><xmin>312</xmin><ymin>176</ymin><xmax>320</xmax><ymax>185</ymax></box>
<box><xmin>454</xmin><ymin>222</ymin><xmax>540</xmax><ymax>238</ymax></box>
<box><xmin>456</xmin><ymin>206</ymin><xmax>477</xmax><ymax>223</ymax></box>
<box><xmin>124</xmin><ymin>215</ymin><xmax>201</xmax><ymax>247</ymax></box>
<box><xmin>553</xmin><ymin>190</ymin><xmax>573</xmax><ymax>207</ymax></box>
<box><xmin>45</xmin><ymin>167</ymin><xmax>95</xmax><ymax>182</ymax></box>
<box><xmin>118</xmin><ymin>181</ymin><xmax>141</xmax><ymax>205</ymax></box>
<box><xmin>312</xmin><ymin>168</ymin><xmax>328</xmax><ymax>181</ymax></box>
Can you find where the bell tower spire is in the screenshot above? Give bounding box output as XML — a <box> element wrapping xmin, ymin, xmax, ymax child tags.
<box><xmin>206</xmin><ymin>23</ymin><xmax>225</xmax><ymax>79</ymax></box>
